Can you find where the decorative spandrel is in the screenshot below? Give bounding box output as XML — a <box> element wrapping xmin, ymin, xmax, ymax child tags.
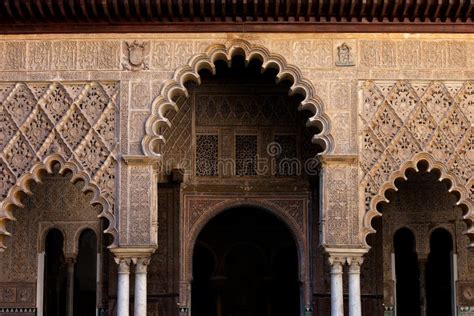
<box><xmin>360</xmin><ymin>80</ymin><xmax>474</xmax><ymax>242</ymax></box>
<box><xmin>0</xmin><ymin>81</ymin><xmax>120</xmax><ymax>249</ymax></box>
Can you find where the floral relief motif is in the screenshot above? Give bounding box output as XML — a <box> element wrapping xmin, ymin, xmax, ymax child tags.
<box><xmin>361</xmin><ymin>80</ymin><xmax>473</xmax><ymax>231</ymax></box>
<box><xmin>0</xmin><ymin>81</ymin><xmax>119</xmax><ymax>249</ymax></box>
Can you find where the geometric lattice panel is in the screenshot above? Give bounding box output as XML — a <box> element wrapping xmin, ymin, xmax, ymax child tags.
<box><xmin>360</xmin><ymin>80</ymin><xmax>473</xmax><ymax>212</ymax></box>
<box><xmin>0</xmin><ymin>81</ymin><xmax>119</xmax><ymax>212</ymax></box>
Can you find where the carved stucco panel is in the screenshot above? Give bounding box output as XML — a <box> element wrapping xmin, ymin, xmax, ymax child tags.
<box><xmin>0</xmin><ymin>81</ymin><xmax>120</xmax><ymax>249</ymax></box>
<box><xmin>120</xmin><ymin>157</ymin><xmax>159</xmax><ymax>247</ymax></box>
<box><xmin>180</xmin><ymin>193</ymin><xmax>311</xmax><ymax>308</ymax></box>
<box><xmin>360</xmin><ymin>80</ymin><xmax>474</xmax><ymax>245</ymax></box>
<box><xmin>320</xmin><ymin>156</ymin><xmax>359</xmax><ymax>246</ymax></box>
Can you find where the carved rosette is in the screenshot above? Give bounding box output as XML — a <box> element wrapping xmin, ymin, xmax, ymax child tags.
<box><xmin>360</xmin><ymin>80</ymin><xmax>474</xmax><ymax>245</ymax></box>
<box><xmin>0</xmin><ymin>81</ymin><xmax>120</xmax><ymax>250</ymax></box>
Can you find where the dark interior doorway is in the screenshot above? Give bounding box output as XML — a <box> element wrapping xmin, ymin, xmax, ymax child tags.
<box><xmin>44</xmin><ymin>228</ymin><xmax>67</xmax><ymax>316</ymax></box>
<box><xmin>192</xmin><ymin>207</ymin><xmax>300</xmax><ymax>316</ymax></box>
<box><xmin>74</xmin><ymin>229</ymin><xmax>97</xmax><ymax>315</ymax></box>
<box><xmin>394</xmin><ymin>227</ymin><xmax>420</xmax><ymax>316</ymax></box>
<box><xmin>426</xmin><ymin>228</ymin><xmax>453</xmax><ymax>316</ymax></box>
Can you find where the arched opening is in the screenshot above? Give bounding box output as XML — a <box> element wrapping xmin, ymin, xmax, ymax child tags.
<box><xmin>74</xmin><ymin>229</ymin><xmax>98</xmax><ymax>316</ymax></box>
<box><xmin>44</xmin><ymin>228</ymin><xmax>67</xmax><ymax>316</ymax></box>
<box><xmin>191</xmin><ymin>206</ymin><xmax>300</xmax><ymax>316</ymax></box>
<box><xmin>393</xmin><ymin>228</ymin><xmax>420</xmax><ymax>315</ymax></box>
<box><xmin>365</xmin><ymin>160</ymin><xmax>467</xmax><ymax>316</ymax></box>
<box><xmin>426</xmin><ymin>228</ymin><xmax>454</xmax><ymax>316</ymax></box>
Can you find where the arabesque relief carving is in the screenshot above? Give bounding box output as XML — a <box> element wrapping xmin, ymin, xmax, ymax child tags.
<box><xmin>360</xmin><ymin>80</ymin><xmax>473</xmax><ymax>244</ymax></box>
<box><xmin>142</xmin><ymin>39</ymin><xmax>334</xmax><ymax>157</ymax></box>
<box><xmin>0</xmin><ymin>81</ymin><xmax>119</xmax><ymax>249</ymax></box>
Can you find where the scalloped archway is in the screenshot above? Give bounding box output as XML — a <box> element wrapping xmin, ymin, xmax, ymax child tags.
<box><xmin>142</xmin><ymin>39</ymin><xmax>334</xmax><ymax>157</ymax></box>
<box><xmin>0</xmin><ymin>154</ymin><xmax>118</xmax><ymax>250</ymax></box>
<box><xmin>362</xmin><ymin>152</ymin><xmax>473</xmax><ymax>247</ymax></box>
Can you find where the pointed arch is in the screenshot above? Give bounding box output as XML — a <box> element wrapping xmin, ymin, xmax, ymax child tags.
<box><xmin>362</xmin><ymin>152</ymin><xmax>473</xmax><ymax>247</ymax></box>
<box><xmin>0</xmin><ymin>154</ymin><xmax>118</xmax><ymax>250</ymax></box>
<box><xmin>142</xmin><ymin>39</ymin><xmax>334</xmax><ymax>157</ymax></box>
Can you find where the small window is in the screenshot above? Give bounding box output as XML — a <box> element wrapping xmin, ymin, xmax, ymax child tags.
<box><xmin>196</xmin><ymin>134</ymin><xmax>218</xmax><ymax>176</ymax></box>
<box><xmin>235</xmin><ymin>135</ymin><xmax>257</xmax><ymax>176</ymax></box>
<box><xmin>274</xmin><ymin>135</ymin><xmax>298</xmax><ymax>176</ymax></box>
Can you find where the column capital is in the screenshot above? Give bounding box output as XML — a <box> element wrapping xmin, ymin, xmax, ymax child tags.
<box><xmin>133</xmin><ymin>257</ymin><xmax>152</xmax><ymax>274</ymax></box>
<box><xmin>64</xmin><ymin>256</ymin><xmax>77</xmax><ymax>265</ymax></box>
<box><xmin>115</xmin><ymin>258</ymin><xmax>132</xmax><ymax>274</ymax></box>
<box><xmin>347</xmin><ymin>256</ymin><xmax>364</xmax><ymax>273</ymax></box>
<box><xmin>328</xmin><ymin>256</ymin><xmax>345</xmax><ymax>272</ymax></box>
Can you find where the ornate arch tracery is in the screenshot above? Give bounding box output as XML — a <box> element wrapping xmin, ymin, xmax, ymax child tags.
<box><xmin>142</xmin><ymin>39</ymin><xmax>334</xmax><ymax>157</ymax></box>
<box><xmin>0</xmin><ymin>81</ymin><xmax>119</xmax><ymax>250</ymax></box>
<box><xmin>360</xmin><ymin>80</ymin><xmax>473</xmax><ymax>247</ymax></box>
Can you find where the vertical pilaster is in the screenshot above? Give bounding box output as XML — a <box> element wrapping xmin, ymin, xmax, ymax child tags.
<box><xmin>329</xmin><ymin>256</ymin><xmax>345</xmax><ymax>316</ymax></box>
<box><xmin>65</xmin><ymin>256</ymin><xmax>76</xmax><ymax>316</ymax></box>
<box><xmin>116</xmin><ymin>258</ymin><xmax>132</xmax><ymax>316</ymax></box>
<box><xmin>133</xmin><ymin>257</ymin><xmax>151</xmax><ymax>316</ymax></box>
<box><xmin>347</xmin><ymin>256</ymin><xmax>364</xmax><ymax>316</ymax></box>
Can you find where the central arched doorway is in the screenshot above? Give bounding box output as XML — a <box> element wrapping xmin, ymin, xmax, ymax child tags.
<box><xmin>191</xmin><ymin>206</ymin><xmax>300</xmax><ymax>316</ymax></box>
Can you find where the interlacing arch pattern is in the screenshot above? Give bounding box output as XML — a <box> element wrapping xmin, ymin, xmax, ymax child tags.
<box><xmin>142</xmin><ymin>39</ymin><xmax>334</xmax><ymax>157</ymax></box>
<box><xmin>0</xmin><ymin>81</ymin><xmax>119</xmax><ymax>250</ymax></box>
<box><xmin>360</xmin><ymin>80</ymin><xmax>474</xmax><ymax>247</ymax></box>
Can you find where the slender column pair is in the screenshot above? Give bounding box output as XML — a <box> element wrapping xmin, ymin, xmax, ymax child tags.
<box><xmin>65</xmin><ymin>256</ymin><xmax>76</xmax><ymax>316</ymax></box>
<box><xmin>116</xmin><ymin>257</ymin><xmax>151</xmax><ymax>316</ymax></box>
<box><xmin>328</xmin><ymin>255</ymin><xmax>364</xmax><ymax>316</ymax></box>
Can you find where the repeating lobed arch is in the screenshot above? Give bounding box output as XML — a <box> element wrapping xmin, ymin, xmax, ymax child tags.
<box><xmin>362</xmin><ymin>152</ymin><xmax>474</xmax><ymax>248</ymax></box>
<box><xmin>0</xmin><ymin>154</ymin><xmax>118</xmax><ymax>250</ymax></box>
<box><xmin>142</xmin><ymin>39</ymin><xmax>334</xmax><ymax>157</ymax></box>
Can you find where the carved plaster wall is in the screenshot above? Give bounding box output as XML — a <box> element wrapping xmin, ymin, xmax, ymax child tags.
<box><xmin>0</xmin><ymin>174</ymin><xmax>100</xmax><ymax>308</ymax></box>
<box><xmin>179</xmin><ymin>194</ymin><xmax>311</xmax><ymax>309</ymax></box>
<box><xmin>142</xmin><ymin>39</ymin><xmax>334</xmax><ymax>157</ymax></box>
<box><xmin>380</xmin><ymin>170</ymin><xmax>474</xmax><ymax>308</ymax></box>
<box><xmin>360</xmin><ymin>80</ymin><xmax>474</xmax><ymax>245</ymax></box>
<box><xmin>0</xmin><ymin>81</ymin><xmax>119</xmax><ymax>249</ymax></box>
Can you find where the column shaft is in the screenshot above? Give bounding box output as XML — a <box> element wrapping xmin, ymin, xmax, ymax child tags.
<box><xmin>66</xmin><ymin>257</ymin><xmax>76</xmax><ymax>316</ymax></box>
<box><xmin>348</xmin><ymin>257</ymin><xmax>363</xmax><ymax>316</ymax></box>
<box><xmin>116</xmin><ymin>259</ymin><xmax>131</xmax><ymax>316</ymax></box>
<box><xmin>330</xmin><ymin>258</ymin><xmax>344</xmax><ymax>316</ymax></box>
<box><xmin>134</xmin><ymin>258</ymin><xmax>150</xmax><ymax>316</ymax></box>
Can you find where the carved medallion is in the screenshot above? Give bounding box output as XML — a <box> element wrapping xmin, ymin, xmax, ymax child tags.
<box><xmin>122</xmin><ymin>41</ymin><xmax>150</xmax><ymax>71</ymax></box>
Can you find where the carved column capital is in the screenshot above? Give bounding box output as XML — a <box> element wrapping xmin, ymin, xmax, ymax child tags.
<box><xmin>328</xmin><ymin>256</ymin><xmax>346</xmax><ymax>272</ymax></box>
<box><xmin>64</xmin><ymin>256</ymin><xmax>77</xmax><ymax>265</ymax></box>
<box><xmin>133</xmin><ymin>257</ymin><xmax>151</xmax><ymax>274</ymax></box>
<box><xmin>347</xmin><ymin>256</ymin><xmax>364</xmax><ymax>274</ymax></box>
<box><xmin>115</xmin><ymin>258</ymin><xmax>132</xmax><ymax>274</ymax></box>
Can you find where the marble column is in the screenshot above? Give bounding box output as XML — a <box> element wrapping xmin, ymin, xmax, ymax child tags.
<box><xmin>65</xmin><ymin>257</ymin><xmax>76</xmax><ymax>316</ymax></box>
<box><xmin>347</xmin><ymin>257</ymin><xmax>364</xmax><ymax>316</ymax></box>
<box><xmin>116</xmin><ymin>258</ymin><xmax>132</xmax><ymax>316</ymax></box>
<box><xmin>419</xmin><ymin>259</ymin><xmax>427</xmax><ymax>316</ymax></box>
<box><xmin>134</xmin><ymin>257</ymin><xmax>151</xmax><ymax>316</ymax></box>
<box><xmin>329</xmin><ymin>257</ymin><xmax>345</xmax><ymax>316</ymax></box>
